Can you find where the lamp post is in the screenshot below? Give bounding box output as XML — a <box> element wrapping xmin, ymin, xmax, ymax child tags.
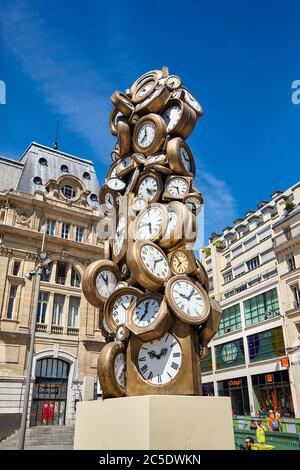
<box><xmin>18</xmin><ymin>228</ymin><xmax>47</xmax><ymax>450</ymax></box>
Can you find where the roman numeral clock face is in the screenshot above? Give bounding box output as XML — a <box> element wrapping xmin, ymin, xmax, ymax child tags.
<box><xmin>96</xmin><ymin>269</ymin><xmax>118</xmax><ymax>299</ymax></box>
<box><xmin>138</xmin><ymin>333</ymin><xmax>182</xmax><ymax>385</ymax></box>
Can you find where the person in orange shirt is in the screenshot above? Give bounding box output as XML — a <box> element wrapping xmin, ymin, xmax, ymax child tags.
<box><xmin>266</xmin><ymin>409</ymin><xmax>282</xmax><ymax>432</ymax></box>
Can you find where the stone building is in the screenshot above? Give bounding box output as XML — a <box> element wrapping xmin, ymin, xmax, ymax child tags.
<box><xmin>201</xmin><ymin>182</ymin><xmax>300</xmax><ymax>418</ymax></box>
<box><xmin>0</xmin><ymin>142</ymin><xmax>104</xmax><ymax>434</ymax></box>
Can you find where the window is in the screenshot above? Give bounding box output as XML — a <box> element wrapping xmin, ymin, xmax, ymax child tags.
<box><xmin>71</xmin><ymin>268</ymin><xmax>80</xmax><ymax>287</ymax></box>
<box><xmin>208</xmin><ymin>277</ymin><xmax>214</xmax><ymax>292</ymax></box>
<box><xmin>224</xmin><ymin>253</ymin><xmax>231</xmax><ymax>265</ymax></box>
<box><xmin>286</xmin><ymin>253</ymin><xmax>296</xmax><ymax>272</ymax></box>
<box><xmin>46</xmin><ymin>219</ymin><xmax>56</xmax><ymax>236</ymax></box>
<box><xmin>260</xmin><ymin>249</ymin><xmax>275</xmax><ymax>264</ymax></box>
<box><xmin>61</xmin><ymin>223</ymin><xmax>70</xmax><ymax>239</ymax></box>
<box><xmin>12</xmin><ymin>260</ymin><xmax>21</xmax><ymax>276</ymax></box>
<box><xmin>76</xmin><ymin>226</ymin><xmax>84</xmax><ymax>243</ymax></box>
<box><xmin>292</xmin><ymin>285</ymin><xmax>300</xmax><ymax>308</ymax></box>
<box><xmin>61</xmin><ymin>185</ymin><xmax>76</xmax><ymax>199</ymax></box>
<box><xmin>243</xmin><ymin>236</ymin><xmax>256</xmax><ymax>251</ymax></box>
<box><xmin>56</xmin><ymin>261</ymin><xmax>67</xmax><ymax>285</ymax></box>
<box><xmin>223</xmin><ymin>271</ymin><xmax>233</xmax><ymax>284</ymax></box>
<box><xmin>284</xmin><ymin>228</ymin><xmax>292</xmax><ymax>240</ymax></box>
<box><xmin>41</xmin><ymin>262</ymin><xmax>52</xmax><ymax>282</ymax></box>
<box><xmin>232</xmin><ymin>244</ymin><xmax>243</xmax><ymax>257</ymax></box>
<box><xmin>247</xmin><ymin>327</ymin><xmax>285</xmax><ymax>363</ymax></box>
<box><xmin>246</xmin><ymin>255</ymin><xmax>260</xmax><ymax>271</ymax></box>
<box><xmin>243</xmin><ymin>288</ymin><xmax>280</xmax><ymax>326</ymax></box>
<box><xmin>217</xmin><ymin>304</ymin><xmax>242</xmax><ymax>336</ymax></box>
<box><xmin>60</xmin><ymin>165</ymin><xmax>69</xmax><ymax>173</ymax></box>
<box><xmin>90</xmin><ymin>193</ymin><xmax>98</xmax><ymax>202</ymax></box>
<box><xmin>33</xmin><ymin>176</ymin><xmax>43</xmax><ymax>186</ymax></box>
<box><xmin>233</xmin><ymin>264</ymin><xmax>245</xmax><ymax>278</ymax></box>
<box><xmin>200</xmin><ymin>348</ymin><xmax>213</xmax><ymax>373</ymax></box>
<box><xmin>52</xmin><ymin>294</ymin><xmax>65</xmax><ymax>325</ymax></box>
<box><xmin>37</xmin><ymin>292</ymin><xmax>49</xmax><ymax>323</ymax></box>
<box><xmin>68</xmin><ymin>297</ymin><xmax>80</xmax><ymax>327</ymax></box>
<box><xmin>258</xmin><ymin>226</ymin><xmax>272</xmax><ymax>242</ymax></box>
<box><xmin>83</xmin><ymin>172</ymin><xmax>90</xmax><ymax>179</ymax></box>
<box><xmin>7</xmin><ymin>286</ymin><xmax>17</xmax><ymax>319</ymax></box>
<box><xmin>215</xmin><ymin>339</ymin><xmax>245</xmax><ymax>370</ymax></box>
<box><xmin>39</xmin><ymin>157</ymin><xmax>47</xmax><ymax>166</ymax></box>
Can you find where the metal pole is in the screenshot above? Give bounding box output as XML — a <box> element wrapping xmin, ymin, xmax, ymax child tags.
<box><xmin>18</xmin><ymin>229</ymin><xmax>46</xmax><ymax>450</ymax></box>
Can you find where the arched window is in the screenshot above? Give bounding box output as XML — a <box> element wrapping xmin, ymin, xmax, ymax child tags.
<box><xmin>35</xmin><ymin>358</ymin><xmax>69</xmax><ymax>380</ymax></box>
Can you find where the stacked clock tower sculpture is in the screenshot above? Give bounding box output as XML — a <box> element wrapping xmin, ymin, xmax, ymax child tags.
<box><xmin>82</xmin><ymin>68</ymin><xmax>222</xmax><ymax>398</ymax></box>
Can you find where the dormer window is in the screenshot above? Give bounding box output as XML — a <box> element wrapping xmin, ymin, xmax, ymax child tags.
<box><xmin>90</xmin><ymin>193</ymin><xmax>98</xmax><ymax>202</ymax></box>
<box><xmin>39</xmin><ymin>157</ymin><xmax>47</xmax><ymax>166</ymax></box>
<box><xmin>60</xmin><ymin>165</ymin><xmax>69</xmax><ymax>173</ymax></box>
<box><xmin>61</xmin><ymin>185</ymin><xmax>76</xmax><ymax>199</ymax></box>
<box><xmin>83</xmin><ymin>172</ymin><xmax>91</xmax><ymax>180</ymax></box>
<box><xmin>33</xmin><ymin>176</ymin><xmax>43</xmax><ymax>186</ymax></box>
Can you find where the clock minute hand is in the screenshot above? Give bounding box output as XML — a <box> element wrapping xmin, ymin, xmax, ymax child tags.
<box><xmin>187</xmin><ymin>288</ymin><xmax>194</xmax><ymax>301</ymax></box>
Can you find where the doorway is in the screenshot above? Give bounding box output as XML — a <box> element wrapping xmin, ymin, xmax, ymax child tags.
<box><xmin>30</xmin><ymin>358</ymin><xmax>70</xmax><ymax>426</ymax></box>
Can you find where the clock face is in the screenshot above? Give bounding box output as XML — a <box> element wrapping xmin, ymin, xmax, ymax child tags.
<box><xmin>111</xmin><ymin>292</ymin><xmax>137</xmax><ymax>326</ymax></box>
<box><xmin>167</xmin><ymin>177</ymin><xmax>189</xmax><ymax>197</ymax></box>
<box><xmin>162</xmin><ymin>210</ymin><xmax>178</xmax><ymax>239</ymax></box>
<box><xmin>133</xmin><ymin>197</ymin><xmax>147</xmax><ymax>212</ymax></box>
<box><xmin>133</xmin><ymin>297</ymin><xmax>160</xmax><ymax>327</ymax></box>
<box><xmin>137</xmin><ymin>82</ymin><xmax>153</xmax><ymax>98</ymax></box>
<box><xmin>171</xmin><ymin>251</ymin><xmax>189</xmax><ymax>275</ymax></box>
<box><xmin>114</xmin><ymin>214</ymin><xmax>126</xmax><ymax>255</ymax></box>
<box><xmin>137</xmin><ymin>122</ymin><xmax>156</xmax><ymax>148</ymax></box>
<box><xmin>120</xmin><ymin>262</ymin><xmax>129</xmax><ymax>277</ymax></box>
<box><xmin>117</xmin><ymin>155</ymin><xmax>132</xmax><ymax>173</ymax></box>
<box><xmin>171</xmin><ymin>279</ymin><xmax>205</xmax><ymax>319</ymax></box>
<box><xmin>140</xmin><ymin>244</ymin><xmax>170</xmax><ymax>280</ymax></box>
<box><xmin>180</xmin><ymin>146</ymin><xmax>192</xmax><ymax>173</ymax></box>
<box><xmin>96</xmin><ymin>269</ymin><xmax>118</xmax><ymax>299</ymax></box>
<box><xmin>114</xmin><ymin>352</ymin><xmax>126</xmax><ymax>388</ymax></box>
<box><xmin>185</xmin><ymin>196</ymin><xmax>202</xmax><ymax>215</ymax></box>
<box><xmin>138</xmin><ymin>333</ymin><xmax>182</xmax><ymax>385</ymax></box>
<box><xmin>184</xmin><ymin>90</ymin><xmax>202</xmax><ymax>113</ymax></box>
<box><xmin>146</xmin><ymin>153</ymin><xmax>166</xmax><ymax>165</ymax></box>
<box><xmin>107</xmin><ymin>177</ymin><xmax>126</xmax><ymax>191</ymax></box>
<box><xmin>137</xmin><ymin>175</ymin><xmax>158</xmax><ymax>201</ymax></box>
<box><xmin>166</xmin><ymin>75</ymin><xmax>182</xmax><ymax>90</ymax></box>
<box><xmin>161</xmin><ymin>105</ymin><xmax>182</xmax><ymax>132</ymax></box>
<box><xmin>137</xmin><ymin>206</ymin><xmax>164</xmax><ymax>240</ymax></box>
<box><xmin>104</xmin><ymin>192</ymin><xmax>115</xmax><ymax>210</ymax></box>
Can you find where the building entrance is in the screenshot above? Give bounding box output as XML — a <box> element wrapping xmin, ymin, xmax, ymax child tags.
<box><xmin>30</xmin><ymin>358</ymin><xmax>70</xmax><ymax>426</ymax></box>
<box><xmin>218</xmin><ymin>377</ymin><xmax>250</xmax><ymax>415</ymax></box>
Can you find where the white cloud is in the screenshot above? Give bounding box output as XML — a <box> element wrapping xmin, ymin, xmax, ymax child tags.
<box><xmin>195</xmin><ymin>169</ymin><xmax>237</xmax><ymax>243</ymax></box>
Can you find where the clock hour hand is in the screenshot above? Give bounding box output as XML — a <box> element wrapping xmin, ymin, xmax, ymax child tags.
<box><xmin>140</xmin><ymin>302</ymin><xmax>149</xmax><ymax>321</ymax></box>
<box><xmin>101</xmin><ymin>273</ymin><xmax>108</xmax><ymax>286</ymax></box>
<box><xmin>187</xmin><ymin>288</ymin><xmax>194</xmax><ymax>301</ymax></box>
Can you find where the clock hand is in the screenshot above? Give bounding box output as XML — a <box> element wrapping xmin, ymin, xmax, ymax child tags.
<box><xmin>101</xmin><ymin>273</ymin><xmax>108</xmax><ymax>286</ymax></box>
<box><xmin>175</xmin><ymin>186</ymin><xmax>179</xmax><ymax>195</ymax></box>
<box><xmin>148</xmin><ymin>350</ymin><xmax>156</xmax><ymax>359</ymax></box>
<box><xmin>187</xmin><ymin>288</ymin><xmax>194</xmax><ymax>301</ymax></box>
<box><xmin>140</xmin><ymin>302</ymin><xmax>149</xmax><ymax>321</ymax></box>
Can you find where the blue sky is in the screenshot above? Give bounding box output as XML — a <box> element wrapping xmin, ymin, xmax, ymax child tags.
<box><xmin>0</xmin><ymin>0</ymin><xmax>300</xmax><ymax>241</ymax></box>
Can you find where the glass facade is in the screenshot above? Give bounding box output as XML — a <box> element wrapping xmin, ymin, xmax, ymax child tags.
<box><xmin>200</xmin><ymin>348</ymin><xmax>213</xmax><ymax>373</ymax></box>
<box><xmin>218</xmin><ymin>377</ymin><xmax>250</xmax><ymax>415</ymax></box>
<box><xmin>202</xmin><ymin>382</ymin><xmax>214</xmax><ymax>396</ymax></box>
<box><xmin>247</xmin><ymin>327</ymin><xmax>285</xmax><ymax>363</ymax></box>
<box><xmin>217</xmin><ymin>303</ymin><xmax>241</xmax><ymax>336</ymax></box>
<box><xmin>243</xmin><ymin>288</ymin><xmax>279</xmax><ymax>325</ymax></box>
<box><xmin>215</xmin><ymin>338</ymin><xmax>245</xmax><ymax>370</ymax></box>
<box><xmin>252</xmin><ymin>370</ymin><xmax>294</xmax><ymax>417</ymax></box>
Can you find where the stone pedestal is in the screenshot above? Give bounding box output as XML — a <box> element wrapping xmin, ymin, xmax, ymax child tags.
<box><xmin>74</xmin><ymin>395</ymin><xmax>235</xmax><ymax>450</ymax></box>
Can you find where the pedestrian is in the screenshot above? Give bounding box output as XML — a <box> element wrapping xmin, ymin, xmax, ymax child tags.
<box><xmin>266</xmin><ymin>409</ymin><xmax>282</xmax><ymax>432</ymax></box>
<box><xmin>260</xmin><ymin>408</ymin><xmax>267</xmax><ymax>419</ymax></box>
<box><xmin>250</xmin><ymin>419</ymin><xmax>257</xmax><ymax>430</ymax></box>
<box><xmin>244</xmin><ymin>437</ymin><xmax>254</xmax><ymax>450</ymax></box>
<box><xmin>256</xmin><ymin>420</ymin><xmax>266</xmax><ymax>444</ymax></box>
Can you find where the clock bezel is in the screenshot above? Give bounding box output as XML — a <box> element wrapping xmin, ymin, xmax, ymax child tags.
<box><xmin>116</xmin><ymin>117</ymin><xmax>131</xmax><ymax>157</ymax></box>
<box><xmin>109</xmin><ymin>107</ymin><xmax>125</xmax><ymax>136</ymax></box>
<box><xmin>98</xmin><ymin>341</ymin><xmax>126</xmax><ymax>398</ymax></box>
<box><xmin>159</xmin><ymin>201</ymin><xmax>191</xmax><ymax>250</ymax></box>
<box><xmin>136</xmin><ymin>170</ymin><xmax>164</xmax><ymax>203</ymax></box>
<box><xmin>168</xmin><ymin>247</ymin><xmax>198</xmax><ymax>276</ymax></box>
<box><xmin>111</xmin><ymin>90</ymin><xmax>135</xmax><ymax>117</ymax></box>
<box><xmin>82</xmin><ymin>259</ymin><xmax>121</xmax><ymax>306</ymax></box>
<box><xmin>160</xmin><ymin>98</ymin><xmax>196</xmax><ymax>139</ymax></box>
<box><xmin>103</xmin><ymin>286</ymin><xmax>143</xmax><ymax>334</ymax></box>
<box><xmin>133</xmin><ymin>114</ymin><xmax>167</xmax><ymax>156</ymax></box>
<box><xmin>162</xmin><ymin>175</ymin><xmax>193</xmax><ymax>201</ymax></box>
<box><xmin>167</xmin><ymin>137</ymin><xmax>195</xmax><ymax>177</ymax></box>
<box><xmin>132</xmin><ymin>202</ymin><xmax>168</xmax><ymax>243</ymax></box>
<box><xmin>183</xmin><ymin>192</ymin><xmax>204</xmax><ymax>216</ymax></box>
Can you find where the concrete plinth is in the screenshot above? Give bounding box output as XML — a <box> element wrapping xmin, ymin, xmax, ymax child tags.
<box><xmin>74</xmin><ymin>395</ymin><xmax>235</xmax><ymax>450</ymax></box>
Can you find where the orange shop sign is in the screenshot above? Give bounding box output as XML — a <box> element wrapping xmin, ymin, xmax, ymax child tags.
<box><xmin>281</xmin><ymin>357</ymin><xmax>289</xmax><ymax>367</ymax></box>
<box><xmin>229</xmin><ymin>379</ymin><xmax>241</xmax><ymax>387</ymax></box>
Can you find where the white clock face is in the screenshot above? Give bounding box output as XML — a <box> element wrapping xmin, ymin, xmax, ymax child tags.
<box><xmin>184</xmin><ymin>90</ymin><xmax>202</xmax><ymax>113</ymax></box>
<box><xmin>105</xmin><ymin>192</ymin><xmax>114</xmax><ymax>209</ymax></box>
<box><xmin>137</xmin><ymin>122</ymin><xmax>156</xmax><ymax>148</ymax></box>
<box><xmin>114</xmin><ymin>353</ymin><xmax>126</xmax><ymax>388</ymax></box>
<box><xmin>114</xmin><ymin>214</ymin><xmax>126</xmax><ymax>255</ymax></box>
<box><xmin>118</xmin><ymin>155</ymin><xmax>132</xmax><ymax>172</ymax></box>
<box><xmin>185</xmin><ymin>197</ymin><xmax>202</xmax><ymax>215</ymax></box>
<box><xmin>180</xmin><ymin>146</ymin><xmax>192</xmax><ymax>172</ymax></box>
<box><xmin>171</xmin><ymin>280</ymin><xmax>204</xmax><ymax>318</ymax></box>
<box><xmin>137</xmin><ymin>176</ymin><xmax>158</xmax><ymax>201</ymax></box>
<box><xmin>112</xmin><ymin>293</ymin><xmax>137</xmax><ymax>326</ymax></box>
<box><xmin>161</xmin><ymin>105</ymin><xmax>182</xmax><ymax>132</ymax></box>
<box><xmin>166</xmin><ymin>75</ymin><xmax>182</xmax><ymax>90</ymax></box>
<box><xmin>107</xmin><ymin>177</ymin><xmax>126</xmax><ymax>191</ymax></box>
<box><xmin>138</xmin><ymin>333</ymin><xmax>182</xmax><ymax>385</ymax></box>
<box><xmin>96</xmin><ymin>269</ymin><xmax>118</xmax><ymax>299</ymax></box>
<box><xmin>167</xmin><ymin>178</ymin><xmax>188</xmax><ymax>197</ymax></box>
<box><xmin>147</xmin><ymin>153</ymin><xmax>166</xmax><ymax>164</ymax></box>
<box><xmin>133</xmin><ymin>197</ymin><xmax>147</xmax><ymax>212</ymax></box>
<box><xmin>133</xmin><ymin>297</ymin><xmax>160</xmax><ymax>327</ymax></box>
<box><xmin>137</xmin><ymin>82</ymin><xmax>153</xmax><ymax>98</ymax></box>
<box><xmin>162</xmin><ymin>210</ymin><xmax>178</xmax><ymax>239</ymax></box>
<box><xmin>140</xmin><ymin>244</ymin><xmax>169</xmax><ymax>279</ymax></box>
<box><xmin>137</xmin><ymin>207</ymin><xmax>163</xmax><ymax>240</ymax></box>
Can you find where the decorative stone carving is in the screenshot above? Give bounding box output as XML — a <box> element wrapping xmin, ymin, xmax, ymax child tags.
<box><xmin>16</xmin><ymin>208</ymin><xmax>33</xmax><ymax>228</ymax></box>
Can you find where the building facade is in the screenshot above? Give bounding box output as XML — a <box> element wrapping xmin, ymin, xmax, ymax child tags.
<box><xmin>0</xmin><ymin>143</ymin><xmax>105</xmax><ymax>432</ymax></box>
<box><xmin>201</xmin><ymin>182</ymin><xmax>300</xmax><ymax>418</ymax></box>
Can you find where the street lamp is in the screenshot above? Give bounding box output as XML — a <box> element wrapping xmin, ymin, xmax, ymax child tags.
<box><xmin>18</xmin><ymin>228</ymin><xmax>47</xmax><ymax>450</ymax></box>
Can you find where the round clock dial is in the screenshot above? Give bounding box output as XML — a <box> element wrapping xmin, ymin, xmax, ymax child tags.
<box><xmin>134</xmin><ymin>204</ymin><xmax>167</xmax><ymax>242</ymax></box>
<box><xmin>166</xmin><ymin>177</ymin><xmax>189</xmax><ymax>198</ymax></box>
<box><xmin>133</xmin><ymin>297</ymin><xmax>160</xmax><ymax>327</ymax></box>
<box><xmin>180</xmin><ymin>146</ymin><xmax>193</xmax><ymax>173</ymax></box>
<box><xmin>137</xmin><ymin>122</ymin><xmax>155</xmax><ymax>148</ymax></box>
<box><xmin>132</xmin><ymin>196</ymin><xmax>147</xmax><ymax>212</ymax></box>
<box><xmin>137</xmin><ymin>333</ymin><xmax>182</xmax><ymax>385</ymax></box>
<box><xmin>104</xmin><ymin>191</ymin><xmax>115</xmax><ymax>210</ymax></box>
<box><xmin>107</xmin><ymin>177</ymin><xmax>126</xmax><ymax>192</ymax></box>
<box><xmin>170</xmin><ymin>250</ymin><xmax>189</xmax><ymax>275</ymax></box>
<box><xmin>161</xmin><ymin>105</ymin><xmax>182</xmax><ymax>132</ymax></box>
<box><xmin>145</xmin><ymin>153</ymin><xmax>167</xmax><ymax>166</ymax></box>
<box><xmin>166</xmin><ymin>75</ymin><xmax>182</xmax><ymax>91</ymax></box>
<box><xmin>104</xmin><ymin>286</ymin><xmax>142</xmax><ymax>333</ymax></box>
<box><xmin>114</xmin><ymin>353</ymin><xmax>126</xmax><ymax>388</ymax></box>
<box><xmin>184</xmin><ymin>193</ymin><xmax>203</xmax><ymax>216</ymax></box>
<box><xmin>113</xmin><ymin>213</ymin><xmax>126</xmax><ymax>259</ymax></box>
<box><xmin>111</xmin><ymin>292</ymin><xmax>136</xmax><ymax>327</ymax></box>
<box><xmin>96</xmin><ymin>269</ymin><xmax>118</xmax><ymax>300</ymax></box>
<box><xmin>136</xmin><ymin>171</ymin><xmax>163</xmax><ymax>203</ymax></box>
<box><xmin>116</xmin><ymin>155</ymin><xmax>134</xmax><ymax>176</ymax></box>
<box><xmin>183</xmin><ymin>89</ymin><xmax>203</xmax><ymax>115</ymax></box>
<box><xmin>141</xmin><ymin>243</ymin><xmax>169</xmax><ymax>281</ymax></box>
<box><xmin>133</xmin><ymin>114</ymin><xmax>166</xmax><ymax>156</ymax></box>
<box><xmin>166</xmin><ymin>276</ymin><xmax>210</xmax><ymax>325</ymax></box>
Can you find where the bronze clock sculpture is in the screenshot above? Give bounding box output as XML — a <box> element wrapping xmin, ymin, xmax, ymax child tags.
<box><xmin>82</xmin><ymin>67</ymin><xmax>222</xmax><ymax>399</ymax></box>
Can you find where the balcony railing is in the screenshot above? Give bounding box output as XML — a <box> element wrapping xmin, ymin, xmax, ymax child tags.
<box><xmin>51</xmin><ymin>325</ymin><xmax>63</xmax><ymax>335</ymax></box>
<box><xmin>67</xmin><ymin>326</ymin><xmax>79</xmax><ymax>336</ymax></box>
<box><xmin>36</xmin><ymin>323</ymin><xmax>47</xmax><ymax>332</ymax></box>
<box><xmin>273</xmin><ymin>225</ymin><xmax>300</xmax><ymax>248</ymax></box>
<box><xmin>222</xmin><ymin>267</ymin><xmax>278</xmax><ymax>300</ymax></box>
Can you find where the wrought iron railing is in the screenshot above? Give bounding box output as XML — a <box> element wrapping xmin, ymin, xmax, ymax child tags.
<box><xmin>222</xmin><ymin>267</ymin><xmax>278</xmax><ymax>300</ymax></box>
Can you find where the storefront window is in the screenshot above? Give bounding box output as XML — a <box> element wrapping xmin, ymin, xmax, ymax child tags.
<box><xmin>252</xmin><ymin>370</ymin><xmax>294</xmax><ymax>417</ymax></box>
<box><xmin>215</xmin><ymin>338</ymin><xmax>245</xmax><ymax>370</ymax></box>
<box><xmin>243</xmin><ymin>288</ymin><xmax>280</xmax><ymax>325</ymax></box>
<box><xmin>202</xmin><ymin>382</ymin><xmax>214</xmax><ymax>396</ymax></box>
<box><xmin>200</xmin><ymin>348</ymin><xmax>213</xmax><ymax>373</ymax></box>
<box><xmin>247</xmin><ymin>326</ymin><xmax>285</xmax><ymax>363</ymax></box>
<box><xmin>217</xmin><ymin>303</ymin><xmax>241</xmax><ymax>336</ymax></box>
<box><xmin>218</xmin><ymin>377</ymin><xmax>250</xmax><ymax>415</ymax></box>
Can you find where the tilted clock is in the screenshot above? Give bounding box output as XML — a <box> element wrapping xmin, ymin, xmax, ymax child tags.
<box><xmin>82</xmin><ymin>67</ymin><xmax>222</xmax><ymax>399</ymax></box>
